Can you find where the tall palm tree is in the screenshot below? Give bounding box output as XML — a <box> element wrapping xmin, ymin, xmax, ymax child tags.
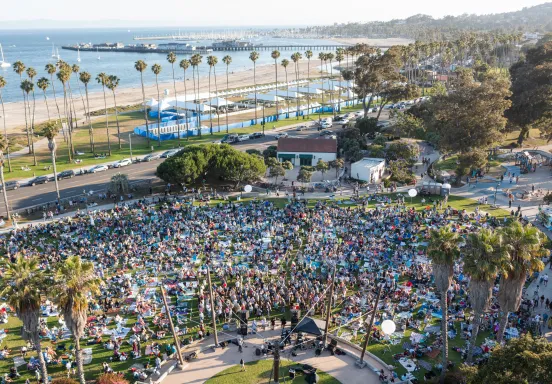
<box><xmin>463</xmin><ymin>229</ymin><xmax>508</xmax><ymax>363</ymax></box>
<box><xmin>0</xmin><ymin>257</ymin><xmax>49</xmax><ymax>382</ymax></box>
<box><xmin>106</xmin><ymin>75</ymin><xmax>122</xmax><ymax>149</ymax></box>
<box><xmin>151</xmin><ymin>63</ymin><xmax>162</xmax><ymax>147</ymax></box>
<box><xmin>271</xmin><ymin>50</ymin><xmax>281</xmax><ymax>120</ymax></box>
<box><xmin>212</xmin><ymin>56</ymin><xmax>221</xmax><ymax>132</ymax></box>
<box><xmin>96</xmin><ymin>72</ymin><xmax>111</xmax><ymax>155</ymax></box>
<box><xmin>57</xmin><ymin>66</ymin><xmax>74</xmax><ymax>160</ymax></box>
<box><xmin>166</xmin><ymin>52</ymin><xmax>180</xmax><ymax>144</ymax></box>
<box><xmin>71</xmin><ymin>64</ymin><xmax>87</xmax><ymax>121</ymax></box>
<box><xmin>0</xmin><ymin>76</ymin><xmax>12</xmax><ymax>172</ymax></box>
<box><xmin>37</xmin><ymin>77</ymin><xmax>51</xmax><ymax>120</ymax></box>
<box><xmin>53</xmin><ymin>255</ymin><xmax>101</xmax><ymax>384</ymax></box>
<box><xmin>79</xmin><ymin>71</ymin><xmax>95</xmax><ymax>152</ymax></box>
<box><xmin>207</xmin><ymin>55</ymin><xmax>218</xmax><ymax>134</ymax></box>
<box><xmin>45</xmin><ymin>63</ymin><xmax>62</xmax><ymax>124</ymax></box>
<box><xmin>497</xmin><ymin>221</ymin><xmax>545</xmax><ymax>342</ymax></box>
<box><xmin>305</xmin><ymin>50</ymin><xmax>313</xmax><ymax>116</ymax></box>
<box><xmin>249</xmin><ymin>51</ymin><xmax>260</xmax><ymax>123</ymax></box>
<box><xmin>222</xmin><ymin>55</ymin><xmax>232</xmax><ymax>133</ymax></box>
<box><xmin>134</xmin><ymin>60</ymin><xmax>150</xmax><ymax>147</ymax></box>
<box><xmin>427</xmin><ymin>226</ymin><xmax>461</xmax><ymax>383</ymax></box>
<box><xmin>291</xmin><ymin>52</ymin><xmax>302</xmax><ymax>119</ymax></box>
<box><xmin>0</xmin><ymin>134</ymin><xmax>11</xmax><ymax>219</ymax></box>
<box><xmin>13</xmin><ymin>61</ymin><xmax>31</xmax><ymax>152</ymax></box>
<box><xmin>318</xmin><ymin>53</ymin><xmax>326</xmax><ymax>115</ymax></box>
<box><xmin>26</xmin><ymin>67</ymin><xmax>38</xmax><ymax>148</ymax></box>
<box><xmin>281</xmin><ymin>59</ymin><xmax>290</xmax><ymax>118</ymax></box>
<box><xmin>326</xmin><ymin>52</ymin><xmax>336</xmax><ymax>116</ymax></box>
<box><xmin>190</xmin><ymin>54</ymin><xmax>203</xmax><ymax>137</ymax></box>
<box><xmin>20</xmin><ymin>80</ymin><xmax>37</xmax><ymax>166</ymax></box>
<box><xmin>335</xmin><ymin>52</ymin><xmax>344</xmax><ymax>113</ymax></box>
<box><xmin>179</xmin><ymin>59</ymin><xmax>190</xmax><ymax>142</ymax></box>
<box><xmin>42</xmin><ymin>121</ymin><xmax>61</xmax><ymax>202</ymax></box>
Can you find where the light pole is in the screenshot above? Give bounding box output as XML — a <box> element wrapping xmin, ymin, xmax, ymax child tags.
<box><xmin>357</xmin><ymin>272</ymin><xmax>386</xmax><ymax>368</ymax></box>
<box><xmin>129</xmin><ymin>133</ymin><xmax>134</xmax><ymax>162</ymax></box>
<box><xmin>493</xmin><ymin>181</ymin><xmax>501</xmax><ymax>207</ymax></box>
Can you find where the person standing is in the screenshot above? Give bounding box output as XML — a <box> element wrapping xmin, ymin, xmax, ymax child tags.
<box><xmin>240</xmin><ymin>358</ymin><xmax>246</xmax><ymax>371</ymax></box>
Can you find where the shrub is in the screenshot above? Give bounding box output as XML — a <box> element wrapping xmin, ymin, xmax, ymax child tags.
<box><xmin>51</xmin><ymin>380</ymin><xmax>79</xmax><ymax>384</ymax></box>
<box><xmin>96</xmin><ymin>373</ymin><xmax>130</xmax><ymax>384</ymax></box>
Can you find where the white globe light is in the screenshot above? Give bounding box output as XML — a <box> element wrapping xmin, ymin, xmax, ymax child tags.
<box><xmin>442</xmin><ymin>183</ymin><xmax>451</xmax><ymax>189</ymax></box>
<box><xmin>244</xmin><ymin>185</ymin><xmax>253</xmax><ymax>193</ymax></box>
<box><xmin>381</xmin><ymin>320</ymin><xmax>396</xmax><ymax>335</ymax></box>
<box><xmin>408</xmin><ymin>188</ymin><xmax>417</xmax><ymax>198</ymax></box>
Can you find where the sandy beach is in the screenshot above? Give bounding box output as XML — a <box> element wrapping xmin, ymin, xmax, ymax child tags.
<box><xmin>328</xmin><ymin>37</ymin><xmax>414</xmax><ymax>46</ymax></box>
<box><xmin>2</xmin><ymin>59</ymin><xmax>345</xmax><ymax>133</ymax></box>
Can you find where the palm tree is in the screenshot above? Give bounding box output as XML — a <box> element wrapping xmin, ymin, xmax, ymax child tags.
<box><xmin>190</xmin><ymin>54</ymin><xmax>203</xmax><ymax>137</ymax></box>
<box><xmin>212</xmin><ymin>56</ymin><xmax>221</xmax><ymax>132</ymax></box>
<box><xmin>166</xmin><ymin>52</ymin><xmax>180</xmax><ymax>145</ymax></box>
<box><xmin>0</xmin><ymin>257</ymin><xmax>49</xmax><ymax>383</ymax></box>
<box><xmin>271</xmin><ymin>50</ymin><xmax>281</xmax><ymax>119</ymax></box>
<box><xmin>71</xmin><ymin>64</ymin><xmax>87</xmax><ymax>121</ymax></box>
<box><xmin>134</xmin><ymin>60</ymin><xmax>150</xmax><ymax>147</ymax></box>
<box><xmin>0</xmin><ymin>134</ymin><xmax>11</xmax><ymax>219</ymax></box>
<box><xmin>106</xmin><ymin>75</ymin><xmax>122</xmax><ymax>149</ymax></box>
<box><xmin>222</xmin><ymin>55</ymin><xmax>232</xmax><ymax>133</ymax></box>
<box><xmin>45</xmin><ymin>63</ymin><xmax>62</xmax><ymax>123</ymax></box>
<box><xmin>427</xmin><ymin>226</ymin><xmax>461</xmax><ymax>383</ymax></box>
<box><xmin>96</xmin><ymin>72</ymin><xmax>111</xmax><ymax>155</ymax></box>
<box><xmin>497</xmin><ymin>221</ymin><xmax>545</xmax><ymax>342</ymax></box>
<box><xmin>0</xmin><ymin>76</ymin><xmax>12</xmax><ymax>172</ymax></box>
<box><xmin>57</xmin><ymin>66</ymin><xmax>74</xmax><ymax>160</ymax></box>
<box><xmin>207</xmin><ymin>55</ymin><xmax>218</xmax><ymax>134</ymax></box>
<box><xmin>335</xmin><ymin>52</ymin><xmax>344</xmax><ymax>113</ymax></box>
<box><xmin>37</xmin><ymin>77</ymin><xmax>51</xmax><ymax>120</ymax></box>
<box><xmin>79</xmin><ymin>71</ymin><xmax>95</xmax><ymax>152</ymax></box>
<box><xmin>42</xmin><ymin>121</ymin><xmax>61</xmax><ymax>202</ymax></box>
<box><xmin>463</xmin><ymin>229</ymin><xmax>508</xmax><ymax>363</ymax></box>
<box><xmin>318</xmin><ymin>53</ymin><xmax>326</xmax><ymax>115</ymax></box>
<box><xmin>281</xmin><ymin>59</ymin><xmax>290</xmax><ymax>118</ymax></box>
<box><xmin>305</xmin><ymin>50</ymin><xmax>313</xmax><ymax>116</ymax></box>
<box><xmin>151</xmin><ymin>63</ymin><xmax>162</xmax><ymax>147</ymax></box>
<box><xmin>26</xmin><ymin>67</ymin><xmax>38</xmax><ymax>152</ymax></box>
<box><xmin>53</xmin><ymin>255</ymin><xmax>101</xmax><ymax>384</ymax></box>
<box><xmin>291</xmin><ymin>52</ymin><xmax>302</xmax><ymax>119</ymax></box>
<box><xmin>179</xmin><ymin>59</ymin><xmax>190</xmax><ymax>142</ymax></box>
<box><xmin>13</xmin><ymin>61</ymin><xmax>31</xmax><ymax>153</ymax></box>
<box><xmin>20</xmin><ymin>80</ymin><xmax>37</xmax><ymax>166</ymax></box>
<box><xmin>326</xmin><ymin>52</ymin><xmax>336</xmax><ymax>116</ymax></box>
<box><xmin>249</xmin><ymin>51</ymin><xmax>260</xmax><ymax>123</ymax></box>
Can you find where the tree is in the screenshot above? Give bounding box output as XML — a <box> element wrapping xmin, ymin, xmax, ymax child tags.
<box><xmin>37</xmin><ymin>77</ymin><xmax>51</xmax><ymax>120</ymax></box>
<box><xmin>0</xmin><ymin>257</ymin><xmax>49</xmax><ymax>382</ymax></box>
<box><xmin>249</xmin><ymin>51</ymin><xmax>260</xmax><ymax>124</ymax></box>
<box><xmin>54</xmin><ymin>256</ymin><xmax>101</xmax><ymax>384</ymax></box>
<box><xmin>179</xmin><ymin>59</ymin><xmax>191</xmax><ymax>142</ymax></box>
<box><xmin>386</xmin><ymin>140</ymin><xmax>419</xmax><ymax>165</ymax></box>
<box><xmin>79</xmin><ymin>71</ymin><xmax>95</xmax><ymax>152</ymax></box>
<box><xmin>96</xmin><ymin>73</ymin><xmax>111</xmax><ymax>155</ymax></box>
<box><xmin>318</xmin><ymin>52</ymin><xmax>327</xmax><ymax>111</ymax></box>
<box><xmin>190</xmin><ymin>54</ymin><xmax>203</xmax><ymax>138</ymax></box>
<box><xmin>291</xmin><ymin>52</ymin><xmax>302</xmax><ymax>119</ymax></box>
<box><xmin>297</xmin><ymin>167</ymin><xmax>313</xmax><ymax>184</ymax></box>
<box><xmin>0</xmin><ymin>134</ymin><xmax>11</xmax><ymax>219</ymax></box>
<box><xmin>282</xmin><ymin>160</ymin><xmax>293</xmax><ymax>171</ymax></box>
<box><xmin>427</xmin><ymin>226</ymin><xmax>462</xmax><ymax>383</ymax></box>
<box><xmin>281</xmin><ymin>59</ymin><xmax>290</xmax><ymax>117</ymax></box>
<box><xmin>0</xmin><ymin>76</ymin><xmax>12</xmax><ymax>172</ymax></box>
<box><xmin>107</xmin><ymin>173</ymin><xmax>129</xmax><ymax>200</ymax></box>
<box><xmin>368</xmin><ymin>144</ymin><xmax>385</xmax><ymax>158</ymax></box>
<box><xmin>167</xmin><ymin>52</ymin><xmax>181</xmax><ymax>146</ymax></box>
<box><xmin>57</xmin><ymin>61</ymin><xmax>76</xmax><ymax>159</ymax></box>
<box><xmin>392</xmin><ymin>111</ymin><xmax>425</xmax><ymax>138</ymax></box>
<box><xmin>214</xmin><ymin>146</ymin><xmax>266</xmax><ymax>188</ymax></box>
<box><xmin>96</xmin><ymin>373</ymin><xmax>130</xmax><ymax>384</ymax></box>
<box><xmin>207</xmin><ymin>55</ymin><xmax>218</xmax><ymax>134</ymax></box>
<box><xmin>134</xmin><ymin>60</ymin><xmax>150</xmax><ymax>147</ymax></box>
<box><xmin>271</xmin><ymin>50</ymin><xmax>281</xmax><ymax>119</ymax></box>
<box><xmin>269</xmin><ymin>163</ymin><xmax>285</xmax><ymax>185</ymax></box>
<box><xmin>45</xmin><ymin>63</ymin><xmax>63</xmax><ymax>125</ymax></box>
<box><xmin>151</xmin><ymin>63</ymin><xmax>163</xmax><ymax>146</ymax></box>
<box><xmin>305</xmin><ymin>50</ymin><xmax>313</xmax><ymax>115</ymax></box>
<box><xmin>329</xmin><ymin>158</ymin><xmax>344</xmax><ymax>178</ymax></box>
<box><xmin>463</xmin><ymin>335</ymin><xmax>552</xmax><ymax>384</ymax></box>
<box><xmin>356</xmin><ymin>117</ymin><xmax>380</xmax><ymax>137</ymax></box>
<box><xmin>106</xmin><ymin>75</ymin><xmax>122</xmax><ymax>150</ymax></box>
<box><xmin>497</xmin><ymin>222</ymin><xmax>545</xmax><ymax>342</ymax></box>
<box><xmin>71</xmin><ymin>64</ymin><xmax>87</xmax><ymax>122</ymax></box>
<box><xmin>263</xmin><ymin>145</ymin><xmax>277</xmax><ymax>160</ymax></box>
<box><xmin>42</xmin><ymin>121</ymin><xmax>61</xmax><ymax>202</ymax></box>
<box><xmin>463</xmin><ymin>229</ymin><xmax>508</xmax><ymax>363</ymax></box>
<box><xmin>222</xmin><ymin>55</ymin><xmax>232</xmax><ymax>133</ymax></box>
<box><xmin>20</xmin><ymin>79</ymin><xmax>37</xmax><ymax>165</ymax></box>
<box><xmin>14</xmin><ymin>61</ymin><xmax>31</xmax><ymax>154</ymax></box>
<box><xmin>316</xmin><ymin>159</ymin><xmax>329</xmax><ymax>179</ymax></box>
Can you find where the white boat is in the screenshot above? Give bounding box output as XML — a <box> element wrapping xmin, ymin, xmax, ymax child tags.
<box><xmin>77</xmin><ymin>47</ymin><xmax>81</xmax><ymax>62</ymax></box>
<box><xmin>97</xmin><ymin>48</ymin><xmax>100</xmax><ymax>60</ymax></box>
<box><xmin>0</xmin><ymin>44</ymin><xmax>10</xmax><ymax>68</ymax></box>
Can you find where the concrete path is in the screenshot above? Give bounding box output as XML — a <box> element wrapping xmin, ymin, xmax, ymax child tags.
<box><xmin>523</xmin><ymin>261</ymin><xmax>552</xmax><ymax>341</ymax></box>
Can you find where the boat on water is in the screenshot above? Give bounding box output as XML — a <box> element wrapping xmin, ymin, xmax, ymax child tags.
<box><xmin>51</xmin><ymin>44</ymin><xmax>57</xmax><ymax>58</ymax></box>
<box><xmin>0</xmin><ymin>44</ymin><xmax>10</xmax><ymax>68</ymax></box>
<box><xmin>77</xmin><ymin>47</ymin><xmax>81</xmax><ymax>62</ymax></box>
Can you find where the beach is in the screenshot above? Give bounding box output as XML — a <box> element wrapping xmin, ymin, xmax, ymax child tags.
<box><xmin>328</xmin><ymin>37</ymin><xmax>414</xmax><ymax>46</ymax></box>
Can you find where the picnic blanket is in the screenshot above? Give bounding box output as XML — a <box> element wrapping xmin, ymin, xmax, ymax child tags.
<box><xmin>398</xmin><ymin>357</ymin><xmax>417</xmax><ymax>373</ymax></box>
<box><xmin>13</xmin><ymin>356</ymin><xmax>26</xmax><ymax>367</ymax></box>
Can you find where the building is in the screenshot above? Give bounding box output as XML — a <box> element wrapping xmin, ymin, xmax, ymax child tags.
<box><xmin>277</xmin><ymin>138</ymin><xmax>337</xmax><ymax>167</ymax></box>
<box><xmin>350</xmin><ymin>158</ymin><xmax>386</xmax><ymax>183</ymax></box>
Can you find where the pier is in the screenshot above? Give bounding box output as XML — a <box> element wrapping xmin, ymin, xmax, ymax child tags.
<box><xmin>61</xmin><ymin>46</ymin><xmax>213</xmax><ymax>55</ymax></box>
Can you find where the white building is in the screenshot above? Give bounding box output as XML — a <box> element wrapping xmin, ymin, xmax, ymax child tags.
<box><xmin>350</xmin><ymin>158</ymin><xmax>386</xmax><ymax>183</ymax></box>
<box><xmin>277</xmin><ymin>138</ymin><xmax>337</xmax><ymax>167</ymax></box>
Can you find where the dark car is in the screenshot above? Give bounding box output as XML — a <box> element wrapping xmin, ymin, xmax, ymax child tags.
<box><xmin>28</xmin><ymin>176</ymin><xmax>50</xmax><ymax>186</ymax></box>
<box><xmin>57</xmin><ymin>169</ymin><xmax>75</xmax><ymax>180</ymax></box>
<box><xmin>143</xmin><ymin>153</ymin><xmax>161</xmax><ymax>162</ymax></box>
<box><xmin>249</xmin><ymin>132</ymin><xmax>264</xmax><ymax>139</ymax></box>
<box><xmin>0</xmin><ymin>180</ymin><xmax>20</xmax><ymax>191</ymax></box>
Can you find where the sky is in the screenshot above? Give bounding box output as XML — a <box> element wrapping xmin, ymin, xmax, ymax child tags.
<box><xmin>1</xmin><ymin>0</ymin><xmax>549</xmax><ymax>28</ymax></box>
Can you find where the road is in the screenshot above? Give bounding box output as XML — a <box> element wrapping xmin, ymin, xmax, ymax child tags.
<box><xmin>0</xmin><ymin>117</ymin><xmax>354</xmax><ymax>216</ymax></box>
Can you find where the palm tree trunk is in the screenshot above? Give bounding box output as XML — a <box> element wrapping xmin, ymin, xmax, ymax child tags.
<box><xmin>50</xmin><ymin>74</ymin><xmax>63</xmax><ymax>125</ymax></box>
<box><xmin>0</xmin><ymin>163</ymin><xmax>10</xmax><ymax>220</ymax></box>
<box><xmin>285</xmin><ymin>69</ymin><xmax>289</xmax><ymax>118</ymax></box>
<box><xmin>32</xmin><ymin>334</ymin><xmax>49</xmax><ymax>384</ymax></box>
<box><xmin>439</xmin><ymin>293</ymin><xmax>448</xmax><ymax>383</ymax></box>
<box><xmin>253</xmin><ymin>63</ymin><xmax>258</xmax><ymax>122</ymax></box>
<box><xmin>225</xmin><ymin>66</ymin><xmax>229</xmax><ymax>133</ymax></box>
<box><xmin>74</xmin><ymin>337</ymin><xmax>85</xmax><ymax>384</ymax></box>
<box><xmin>155</xmin><ymin>77</ymin><xmax>161</xmax><ymax>147</ymax></box>
<box><xmin>214</xmin><ymin>66</ymin><xmax>220</xmax><ymax>132</ymax></box>
<box><xmin>497</xmin><ymin>311</ymin><xmax>510</xmax><ymax>343</ymax></box>
<box><xmin>30</xmin><ymin>90</ymin><xmax>37</xmax><ymax>166</ymax></box>
<box><xmin>196</xmin><ymin>67</ymin><xmax>202</xmax><ymax>138</ymax></box>
<box><xmin>295</xmin><ymin>62</ymin><xmax>299</xmax><ymax>120</ymax></box>
<box><xmin>0</xmin><ymin>92</ymin><xmax>12</xmax><ymax>172</ymax></box>
<box><xmin>140</xmin><ymin>72</ymin><xmax>150</xmax><ymax>147</ymax></box>
<box><xmin>208</xmin><ymin>67</ymin><xmax>212</xmax><ymax>134</ymax></box>
<box><xmin>84</xmin><ymin>85</ymin><xmax>94</xmax><ymax>153</ymax></box>
<box><xmin>75</xmin><ymin>77</ymin><xmax>87</xmax><ymax>122</ymax></box>
<box><xmin>102</xmin><ymin>87</ymin><xmax>111</xmax><ymax>155</ymax></box>
<box><xmin>275</xmin><ymin>60</ymin><xmax>279</xmax><ymax>121</ymax></box>
<box><xmin>466</xmin><ymin>312</ymin><xmax>482</xmax><ymax>363</ymax></box>
<box><xmin>22</xmin><ymin>92</ymin><xmax>31</xmax><ymax>154</ymax></box>
<box><xmin>183</xmin><ymin>70</ymin><xmax>188</xmax><ymax>142</ymax></box>
<box><xmin>171</xmin><ymin>64</ymin><xmax>180</xmax><ymax>147</ymax></box>
<box><xmin>112</xmin><ymin>92</ymin><xmax>121</xmax><ymax>149</ymax></box>
<box><xmin>43</xmin><ymin>91</ymin><xmax>51</xmax><ymax>120</ymax></box>
<box><xmin>62</xmin><ymin>85</ymin><xmax>73</xmax><ymax>161</ymax></box>
<box><xmin>307</xmin><ymin>60</ymin><xmax>310</xmax><ymax>117</ymax></box>
<box><xmin>67</xmin><ymin>82</ymin><xmax>79</xmax><ymax>151</ymax></box>
<box><xmin>50</xmin><ymin>146</ymin><xmax>61</xmax><ymax>202</ymax></box>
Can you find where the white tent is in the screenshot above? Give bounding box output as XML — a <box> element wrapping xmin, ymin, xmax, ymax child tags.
<box><xmin>246</xmin><ymin>94</ymin><xmax>285</xmax><ymax>102</ymax></box>
<box><xmin>287</xmin><ymin>87</ymin><xmax>323</xmax><ymax>95</ymax></box>
<box><xmin>168</xmin><ymin>100</ymin><xmax>214</xmax><ymax>112</ymax></box>
<box><xmin>264</xmin><ymin>90</ymin><xmax>304</xmax><ymax>99</ymax></box>
<box><xmin>207</xmin><ymin>97</ymin><xmax>233</xmax><ymax>107</ymax></box>
<box><xmin>148</xmin><ymin>98</ymin><xmax>173</xmax><ymax>111</ymax></box>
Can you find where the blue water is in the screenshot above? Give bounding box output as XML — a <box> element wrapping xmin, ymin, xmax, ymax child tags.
<box><xmin>0</xmin><ymin>28</ymin><xmax>342</xmax><ymax>103</ymax></box>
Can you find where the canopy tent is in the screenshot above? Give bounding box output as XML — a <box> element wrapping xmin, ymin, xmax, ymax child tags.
<box><xmin>167</xmin><ymin>100</ymin><xmax>214</xmax><ymax>112</ymax></box>
<box><xmin>287</xmin><ymin>87</ymin><xmax>324</xmax><ymax>95</ymax></box>
<box><xmin>146</xmin><ymin>98</ymin><xmax>173</xmax><ymax>112</ymax></box>
<box><xmin>293</xmin><ymin>317</ymin><xmax>326</xmax><ymax>336</ymax></box>
<box><xmin>264</xmin><ymin>90</ymin><xmax>304</xmax><ymax>99</ymax></box>
<box><xmin>207</xmin><ymin>97</ymin><xmax>234</xmax><ymax>107</ymax></box>
<box><xmin>245</xmin><ymin>94</ymin><xmax>285</xmax><ymax>103</ymax></box>
<box><xmin>309</xmin><ymin>83</ymin><xmax>343</xmax><ymax>92</ymax></box>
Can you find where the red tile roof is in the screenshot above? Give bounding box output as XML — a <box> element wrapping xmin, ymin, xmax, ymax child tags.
<box><xmin>277</xmin><ymin>138</ymin><xmax>337</xmax><ymax>153</ymax></box>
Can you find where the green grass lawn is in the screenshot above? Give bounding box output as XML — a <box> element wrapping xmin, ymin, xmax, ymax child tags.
<box><xmin>205</xmin><ymin>359</ymin><xmax>341</xmax><ymax>384</ymax></box>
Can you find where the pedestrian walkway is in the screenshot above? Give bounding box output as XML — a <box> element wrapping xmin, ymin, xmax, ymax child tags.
<box><xmin>524</xmin><ymin>262</ymin><xmax>552</xmax><ymax>341</ymax></box>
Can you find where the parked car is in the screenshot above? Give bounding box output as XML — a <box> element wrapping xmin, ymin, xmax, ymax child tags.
<box><xmin>161</xmin><ymin>149</ymin><xmax>180</xmax><ymax>158</ymax></box>
<box><xmin>320</xmin><ymin>130</ymin><xmax>332</xmax><ymax>136</ymax></box>
<box><xmin>113</xmin><ymin>158</ymin><xmax>132</xmax><ymax>168</ymax></box>
<box><xmin>28</xmin><ymin>176</ymin><xmax>50</xmax><ymax>186</ymax></box>
<box><xmin>89</xmin><ymin>165</ymin><xmax>109</xmax><ymax>173</ymax></box>
<box><xmin>340</xmin><ymin>118</ymin><xmax>350</xmax><ymax>125</ymax></box>
<box><xmin>249</xmin><ymin>132</ymin><xmax>264</xmax><ymax>139</ymax></box>
<box><xmin>0</xmin><ymin>180</ymin><xmax>20</xmax><ymax>191</ymax></box>
<box><xmin>321</xmin><ymin>122</ymin><xmax>332</xmax><ymax>129</ymax></box>
<box><xmin>142</xmin><ymin>153</ymin><xmax>161</xmax><ymax>162</ymax></box>
<box><xmin>221</xmin><ymin>134</ymin><xmax>239</xmax><ymax>143</ymax></box>
<box><xmin>295</xmin><ymin>125</ymin><xmax>307</xmax><ymax>131</ymax></box>
<box><xmin>57</xmin><ymin>169</ymin><xmax>75</xmax><ymax>180</ymax></box>
<box><xmin>275</xmin><ymin>133</ymin><xmax>288</xmax><ymax>139</ymax></box>
<box><xmin>326</xmin><ymin>135</ymin><xmax>337</xmax><ymax>140</ymax></box>
<box><xmin>238</xmin><ymin>134</ymin><xmax>250</xmax><ymax>142</ymax></box>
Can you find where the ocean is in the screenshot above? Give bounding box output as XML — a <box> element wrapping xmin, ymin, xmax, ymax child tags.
<box><xmin>0</xmin><ymin>28</ymin><xmax>341</xmax><ymax>103</ymax></box>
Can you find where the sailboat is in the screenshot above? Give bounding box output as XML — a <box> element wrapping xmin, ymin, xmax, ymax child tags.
<box><xmin>97</xmin><ymin>47</ymin><xmax>101</xmax><ymax>60</ymax></box>
<box><xmin>0</xmin><ymin>44</ymin><xmax>10</xmax><ymax>68</ymax></box>
<box><xmin>77</xmin><ymin>47</ymin><xmax>81</xmax><ymax>62</ymax></box>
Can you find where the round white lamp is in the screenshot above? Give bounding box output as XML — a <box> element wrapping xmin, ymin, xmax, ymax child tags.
<box><xmin>244</xmin><ymin>185</ymin><xmax>253</xmax><ymax>193</ymax></box>
<box><xmin>442</xmin><ymin>183</ymin><xmax>451</xmax><ymax>189</ymax></box>
<box><xmin>381</xmin><ymin>319</ymin><xmax>396</xmax><ymax>335</ymax></box>
<box><xmin>408</xmin><ymin>188</ymin><xmax>417</xmax><ymax>204</ymax></box>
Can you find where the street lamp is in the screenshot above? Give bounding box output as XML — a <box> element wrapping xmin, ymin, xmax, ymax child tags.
<box><xmin>493</xmin><ymin>181</ymin><xmax>501</xmax><ymax>207</ymax></box>
<box><xmin>129</xmin><ymin>133</ymin><xmax>134</xmax><ymax>162</ymax></box>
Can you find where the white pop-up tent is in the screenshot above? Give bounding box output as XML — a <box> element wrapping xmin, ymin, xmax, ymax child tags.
<box><xmin>264</xmin><ymin>90</ymin><xmax>304</xmax><ymax>99</ymax></box>
<box><xmin>207</xmin><ymin>97</ymin><xmax>234</xmax><ymax>107</ymax></box>
<box><xmin>287</xmin><ymin>87</ymin><xmax>323</xmax><ymax>95</ymax></box>
<box><xmin>246</xmin><ymin>94</ymin><xmax>285</xmax><ymax>102</ymax></box>
<box><xmin>168</xmin><ymin>99</ymin><xmax>214</xmax><ymax>112</ymax></box>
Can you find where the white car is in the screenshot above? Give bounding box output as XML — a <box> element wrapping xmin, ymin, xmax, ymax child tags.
<box><xmin>354</xmin><ymin>111</ymin><xmax>364</xmax><ymax>117</ymax></box>
<box><xmin>321</xmin><ymin>122</ymin><xmax>332</xmax><ymax>129</ymax></box>
<box><xmin>89</xmin><ymin>165</ymin><xmax>108</xmax><ymax>173</ymax></box>
<box><xmin>275</xmin><ymin>133</ymin><xmax>288</xmax><ymax>139</ymax></box>
<box><xmin>113</xmin><ymin>158</ymin><xmax>132</xmax><ymax>168</ymax></box>
<box><xmin>238</xmin><ymin>134</ymin><xmax>250</xmax><ymax>142</ymax></box>
<box><xmin>340</xmin><ymin>118</ymin><xmax>350</xmax><ymax>125</ymax></box>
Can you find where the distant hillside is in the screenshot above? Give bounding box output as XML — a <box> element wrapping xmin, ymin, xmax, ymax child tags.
<box><xmin>294</xmin><ymin>3</ymin><xmax>552</xmax><ymax>40</ymax></box>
